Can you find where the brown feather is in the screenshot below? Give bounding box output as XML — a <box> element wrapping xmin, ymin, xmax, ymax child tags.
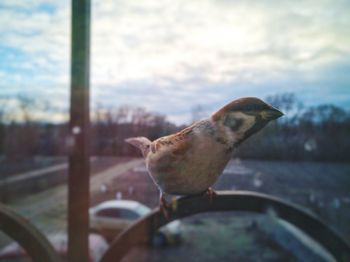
<box><xmin>212</xmin><ymin>97</ymin><xmax>269</xmax><ymax>121</ymax></box>
<box><xmin>154</xmin><ymin>126</ymin><xmax>193</xmax><ymax>156</ymax></box>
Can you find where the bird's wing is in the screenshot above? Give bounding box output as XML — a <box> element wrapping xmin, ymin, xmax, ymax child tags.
<box><xmin>151</xmin><ymin>125</ymin><xmax>194</xmax><ymax>156</ymax></box>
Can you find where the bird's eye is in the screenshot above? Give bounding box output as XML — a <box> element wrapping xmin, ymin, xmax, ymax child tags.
<box><xmin>146</xmin><ymin>145</ymin><xmax>150</xmax><ymax>148</ymax></box>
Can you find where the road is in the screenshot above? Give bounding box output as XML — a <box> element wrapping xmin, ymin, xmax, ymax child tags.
<box><xmin>0</xmin><ymin>158</ymin><xmax>143</xmax><ymax>248</ymax></box>
<box><xmin>0</xmin><ymin>157</ymin><xmax>100</xmax><ymax>187</ymax></box>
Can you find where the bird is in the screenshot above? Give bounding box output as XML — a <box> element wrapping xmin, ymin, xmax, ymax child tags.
<box><xmin>125</xmin><ymin>97</ymin><xmax>283</xmax><ymax>217</ymax></box>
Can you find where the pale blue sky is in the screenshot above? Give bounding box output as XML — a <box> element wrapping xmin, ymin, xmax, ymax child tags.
<box><xmin>0</xmin><ymin>0</ymin><xmax>349</xmax><ymax>124</ymax></box>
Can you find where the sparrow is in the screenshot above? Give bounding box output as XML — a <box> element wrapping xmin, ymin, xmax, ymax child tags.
<box><xmin>126</xmin><ymin>97</ymin><xmax>283</xmax><ymax>217</ymax></box>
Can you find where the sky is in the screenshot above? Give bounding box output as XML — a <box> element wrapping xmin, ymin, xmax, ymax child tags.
<box><xmin>0</xmin><ymin>0</ymin><xmax>350</xmax><ymax>124</ymax></box>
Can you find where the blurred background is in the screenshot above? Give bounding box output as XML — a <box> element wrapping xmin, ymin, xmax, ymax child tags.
<box><xmin>0</xmin><ymin>0</ymin><xmax>349</xmax><ymax>261</ymax></box>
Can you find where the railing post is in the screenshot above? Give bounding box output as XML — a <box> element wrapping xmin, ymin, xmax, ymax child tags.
<box><xmin>68</xmin><ymin>0</ymin><xmax>91</xmax><ymax>261</ymax></box>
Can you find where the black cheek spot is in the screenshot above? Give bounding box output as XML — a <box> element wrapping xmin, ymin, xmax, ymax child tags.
<box><xmin>224</xmin><ymin>116</ymin><xmax>243</xmax><ymax>131</ymax></box>
<box><xmin>232</xmin><ymin>119</ymin><xmax>243</xmax><ymax>131</ymax></box>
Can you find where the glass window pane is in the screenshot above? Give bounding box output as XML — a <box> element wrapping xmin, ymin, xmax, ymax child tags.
<box><xmin>118</xmin><ymin>209</ymin><xmax>139</xmax><ymax>220</ymax></box>
<box><xmin>97</xmin><ymin>208</ymin><xmax>121</xmax><ymax>218</ymax></box>
<box><xmin>1</xmin><ymin>0</ymin><xmax>349</xmax><ymax>261</ymax></box>
<box><xmin>0</xmin><ymin>0</ymin><xmax>71</xmax><ymax>259</ymax></box>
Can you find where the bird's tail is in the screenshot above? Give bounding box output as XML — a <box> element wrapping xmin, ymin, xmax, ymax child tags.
<box><xmin>125</xmin><ymin>137</ymin><xmax>151</xmax><ymax>154</ymax></box>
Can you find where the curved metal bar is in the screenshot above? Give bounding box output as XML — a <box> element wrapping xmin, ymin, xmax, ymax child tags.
<box><xmin>0</xmin><ymin>203</ymin><xmax>61</xmax><ymax>262</ymax></box>
<box><xmin>101</xmin><ymin>191</ymin><xmax>350</xmax><ymax>262</ymax></box>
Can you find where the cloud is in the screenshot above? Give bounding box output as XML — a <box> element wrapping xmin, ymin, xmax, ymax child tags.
<box><xmin>0</xmin><ymin>1</ymin><xmax>69</xmax><ymax>89</ymax></box>
<box><xmin>91</xmin><ymin>0</ymin><xmax>350</xmax><ymax>84</ymax></box>
<box><xmin>0</xmin><ymin>0</ymin><xmax>350</xmax><ymax>124</ymax></box>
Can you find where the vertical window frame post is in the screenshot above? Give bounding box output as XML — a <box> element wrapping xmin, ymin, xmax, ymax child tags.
<box><xmin>68</xmin><ymin>0</ymin><xmax>91</xmax><ymax>261</ymax></box>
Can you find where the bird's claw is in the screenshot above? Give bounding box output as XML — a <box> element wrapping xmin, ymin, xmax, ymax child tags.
<box><xmin>160</xmin><ymin>193</ymin><xmax>170</xmax><ymax>220</ymax></box>
<box><xmin>205</xmin><ymin>187</ymin><xmax>217</xmax><ymax>203</ymax></box>
<box><xmin>171</xmin><ymin>196</ymin><xmax>178</xmax><ymax>211</ymax></box>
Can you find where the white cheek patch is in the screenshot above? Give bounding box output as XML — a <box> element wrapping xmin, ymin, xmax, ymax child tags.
<box><xmin>234</xmin><ymin>112</ymin><xmax>255</xmax><ymax>132</ymax></box>
<box><xmin>223</xmin><ymin>125</ymin><xmax>237</xmax><ymax>144</ymax></box>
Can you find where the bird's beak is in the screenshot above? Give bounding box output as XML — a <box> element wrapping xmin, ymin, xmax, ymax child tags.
<box><xmin>261</xmin><ymin>107</ymin><xmax>284</xmax><ymax>121</ymax></box>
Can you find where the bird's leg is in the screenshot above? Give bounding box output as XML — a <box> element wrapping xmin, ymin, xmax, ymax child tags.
<box><xmin>205</xmin><ymin>187</ymin><xmax>217</xmax><ymax>203</ymax></box>
<box><xmin>159</xmin><ymin>192</ymin><xmax>170</xmax><ymax>220</ymax></box>
<box><xmin>171</xmin><ymin>196</ymin><xmax>178</xmax><ymax>212</ymax></box>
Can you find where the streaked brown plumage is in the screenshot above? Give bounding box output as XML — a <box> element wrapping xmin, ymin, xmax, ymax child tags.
<box><xmin>126</xmin><ymin>97</ymin><xmax>283</xmax><ymax>213</ymax></box>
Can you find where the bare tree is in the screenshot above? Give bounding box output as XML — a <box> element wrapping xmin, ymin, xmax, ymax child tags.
<box><xmin>191</xmin><ymin>104</ymin><xmax>206</xmax><ymax>123</ymax></box>
<box><xmin>3</xmin><ymin>95</ymin><xmax>40</xmax><ymax>159</ymax></box>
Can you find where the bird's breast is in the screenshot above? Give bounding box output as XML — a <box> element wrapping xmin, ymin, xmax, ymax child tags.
<box><xmin>146</xmin><ymin>134</ymin><xmax>231</xmax><ymax>195</ymax></box>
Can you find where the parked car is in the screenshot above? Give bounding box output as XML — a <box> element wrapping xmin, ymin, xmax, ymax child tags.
<box><xmin>0</xmin><ymin>233</ymin><xmax>108</xmax><ymax>262</ymax></box>
<box><xmin>89</xmin><ymin>200</ymin><xmax>182</xmax><ymax>246</ymax></box>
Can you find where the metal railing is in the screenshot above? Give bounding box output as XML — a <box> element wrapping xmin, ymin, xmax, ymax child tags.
<box><xmin>100</xmin><ymin>191</ymin><xmax>350</xmax><ymax>262</ymax></box>
<box><xmin>0</xmin><ymin>202</ymin><xmax>61</xmax><ymax>262</ymax></box>
<box><xmin>2</xmin><ymin>191</ymin><xmax>350</xmax><ymax>261</ymax></box>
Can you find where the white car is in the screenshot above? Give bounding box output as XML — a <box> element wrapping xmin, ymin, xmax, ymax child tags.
<box><xmin>89</xmin><ymin>200</ymin><xmax>182</xmax><ymax>247</ymax></box>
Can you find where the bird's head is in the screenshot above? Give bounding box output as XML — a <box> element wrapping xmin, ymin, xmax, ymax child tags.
<box><xmin>125</xmin><ymin>137</ymin><xmax>151</xmax><ymax>157</ymax></box>
<box><xmin>212</xmin><ymin>97</ymin><xmax>283</xmax><ymax>145</ymax></box>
